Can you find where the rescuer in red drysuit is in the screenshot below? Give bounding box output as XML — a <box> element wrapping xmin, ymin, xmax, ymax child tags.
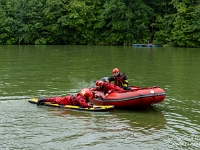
<box><xmin>37</xmin><ymin>88</ymin><xmax>94</xmax><ymax>108</ymax></box>
<box><xmin>95</xmin><ymin>80</ymin><xmax>124</xmax><ymax>96</ymax></box>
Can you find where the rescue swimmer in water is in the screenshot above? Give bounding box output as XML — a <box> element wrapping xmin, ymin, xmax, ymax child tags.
<box><xmin>37</xmin><ymin>88</ymin><xmax>94</xmax><ymax>108</ymax></box>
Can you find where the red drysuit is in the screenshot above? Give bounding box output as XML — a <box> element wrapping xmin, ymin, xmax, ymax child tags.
<box><xmin>98</xmin><ymin>82</ymin><xmax>124</xmax><ymax>94</ymax></box>
<box><xmin>44</xmin><ymin>93</ymin><xmax>91</xmax><ymax>108</ymax></box>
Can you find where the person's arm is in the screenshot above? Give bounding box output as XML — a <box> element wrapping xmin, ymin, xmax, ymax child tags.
<box><xmin>77</xmin><ymin>95</ymin><xmax>92</xmax><ymax>108</ymax></box>
<box><xmin>122</xmin><ymin>75</ymin><xmax>128</xmax><ymax>89</ymax></box>
<box><xmin>106</xmin><ymin>76</ymin><xmax>113</xmax><ymax>83</ymax></box>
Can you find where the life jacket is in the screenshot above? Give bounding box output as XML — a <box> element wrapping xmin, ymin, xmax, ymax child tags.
<box><xmin>113</xmin><ymin>73</ymin><xmax>125</xmax><ymax>87</ymax></box>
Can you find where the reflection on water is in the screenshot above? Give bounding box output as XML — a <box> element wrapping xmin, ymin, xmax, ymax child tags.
<box><xmin>0</xmin><ymin>46</ymin><xmax>200</xmax><ymax>150</ymax></box>
<box><xmin>0</xmin><ymin>98</ymin><xmax>199</xmax><ymax>150</ymax></box>
<box><xmin>114</xmin><ymin>106</ymin><xmax>166</xmax><ymax>131</ymax></box>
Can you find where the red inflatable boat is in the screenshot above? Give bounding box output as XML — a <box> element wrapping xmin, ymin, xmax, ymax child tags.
<box><xmin>88</xmin><ymin>86</ymin><xmax>166</xmax><ymax>109</ymax></box>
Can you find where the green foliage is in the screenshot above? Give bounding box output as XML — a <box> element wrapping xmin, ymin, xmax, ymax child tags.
<box><xmin>0</xmin><ymin>0</ymin><xmax>200</xmax><ymax>47</ymax></box>
<box><xmin>154</xmin><ymin>0</ymin><xmax>200</xmax><ymax>47</ymax></box>
<box><xmin>98</xmin><ymin>0</ymin><xmax>153</xmax><ymax>45</ymax></box>
<box><xmin>0</xmin><ymin>4</ymin><xmax>6</xmax><ymax>44</ymax></box>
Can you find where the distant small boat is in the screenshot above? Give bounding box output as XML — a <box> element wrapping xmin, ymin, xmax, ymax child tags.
<box><xmin>88</xmin><ymin>86</ymin><xmax>166</xmax><ymax>109</ymax></box>
<box><xmin>133</xmin><ymin>44</ymin><xmax>159</xmax><ymax>47</ymax></box>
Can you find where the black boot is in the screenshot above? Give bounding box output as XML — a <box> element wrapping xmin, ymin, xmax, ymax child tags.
<box><xmin>37</xmin><ymin>98</ymin><xmax>45</xmax><ymax>106</ymax></box>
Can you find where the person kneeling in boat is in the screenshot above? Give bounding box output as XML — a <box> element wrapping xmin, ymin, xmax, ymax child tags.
<box><xmin>95</xmin><ymin>80</ymin><xmax>124</xmax><ymax>98</ymax></box>
<box><xmin>106</xmin><ymin>68</ymin><xmax>130</xmax><ymax>90</ymax></box>
<box><xmin>37</xmin><ymin>88</ymin><xmax>94</xmax><ymax>108</ymax></box>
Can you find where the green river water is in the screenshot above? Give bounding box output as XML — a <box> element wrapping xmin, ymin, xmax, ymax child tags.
<box><xmin>0</xmin><ymin>45</ymin><xmax>199</xmax><ymax>150</ymax></box>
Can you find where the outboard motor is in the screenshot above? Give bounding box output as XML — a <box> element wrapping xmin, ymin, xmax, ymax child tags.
<box><xmin>100</xmin><ymin>77</ymin><xmax>109</xmax><ymax>82</ymax></box>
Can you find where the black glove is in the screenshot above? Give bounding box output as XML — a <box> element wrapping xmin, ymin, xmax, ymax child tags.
<box><xmin>122</xmin><ymin>86</ymin><xmax>127</xmax><ymax>90</ymax></box>
<box><xmin>88</xmin><ymin>104</ymin><xmax>93</xmax><ymax>108</ymax></box>
<box><xmin>37</xmin><ymin>98</ymin><xmax>45</xmax><ymax>106</ymax></box>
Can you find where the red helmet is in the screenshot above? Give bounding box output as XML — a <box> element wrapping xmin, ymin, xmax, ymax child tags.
<box><xmin>79</xmin><ymin>88</ymin><xmax>93</xmax><ymax>100</ymax></box>
<box><xmin>112</xmin><ymin>68</ymin><xmax>120</xmax><ymax>73</ymax></box>
<box><xmin>95</xmin><ymin>80</ymin><xmax>104</xmax><ymax>88</ymax></box>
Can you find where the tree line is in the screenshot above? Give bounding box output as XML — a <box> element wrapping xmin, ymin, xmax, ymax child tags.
<box><xmin>0</xmin><ymin>0</ymin><xmax>199</xmax><ymax>47</ymax></box>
